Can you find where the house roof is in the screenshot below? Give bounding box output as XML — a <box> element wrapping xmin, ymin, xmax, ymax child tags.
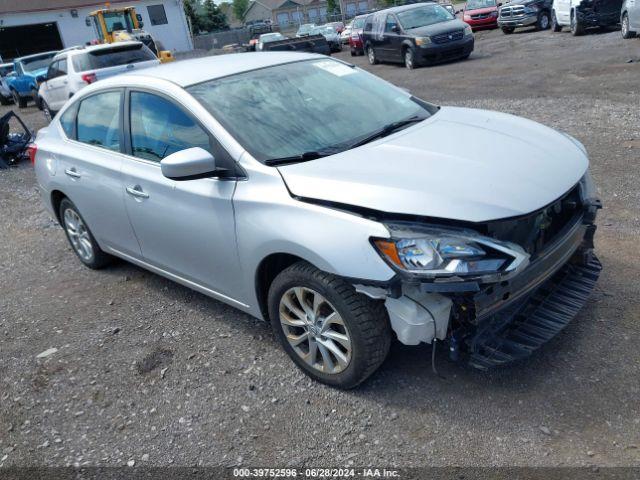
<box><xmin>0</xmin><ymin>0</ymin><xmax>133</xmax><ymax>15</ymax></box>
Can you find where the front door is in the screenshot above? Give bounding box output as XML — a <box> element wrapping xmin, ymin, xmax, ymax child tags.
<box><xmin>120</xmin><ymin>89</ymin><xmax>244</xmax><ymax>301</ymax></box>
<box><xmin>380</xmin><ymin>14</ymin><xmax>402</xmax><ymax>62</ymax></box>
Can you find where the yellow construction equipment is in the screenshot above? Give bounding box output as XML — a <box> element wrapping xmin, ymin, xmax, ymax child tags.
<box><xmin>86</xmin><ymin>5</ymin><xmax>174</xmax><ymax>62</ymax></box>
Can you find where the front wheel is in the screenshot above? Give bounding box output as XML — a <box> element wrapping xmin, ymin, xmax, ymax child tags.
<box><xmin>12</xmin><ymin>90</ymin><xmax>27</xmax><ymax>108</ymax></box>
<box><xmin>537</xmin><ymin>11</ymin><xmax>550</xmax><ymax>30</ymax></box>
<box><xmin>59</xmin><ymin>198</ymin><xmax>113</xmax><ymax>269</ymax></box>
<box><xmin>502</xmin><ymin>26</ymin><xmax>515</xmax><ymax>34</ymax></box>
<box><xmin>367</xmin><ymin>45</ymin><xmax>379</xmax><ymax>65</ymax></box>
<box><xmin>268</xmin><ymin>262</ymin><xmax>391</xmax><ymax>389</ymax></box>
<box><xmin>571</xmin><ymin>12</ymin><xmax>584</xmax><ymax>35</ymax></box>
<box><xmin>621</xmin><ymin>13</ymin><xmax>636</xmax><ymax>38</ymax></box>
<box><xmin>0</xmin><ymin>94</ymin><xmax>11</xmax><ymax>106</ymax></box>
<box><xmin>404</xmin><ymin>47</ymin><xmax>416</xmax><ymax>69</ymax></box>
<box><xmin>551</xmin><ymin>10</ymin><xmax>562</xmax><ymax>31</ymax></box>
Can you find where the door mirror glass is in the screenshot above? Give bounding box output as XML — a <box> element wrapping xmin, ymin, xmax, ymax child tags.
<box><xmin>391</xmin><ymin>24</ymin><xmax>400</xmax><ymax>33</ymax></box>
<box><xmin>160</xmin><ymin>147</ymin><xmax>218</xmax><ymax>180</ymax></box>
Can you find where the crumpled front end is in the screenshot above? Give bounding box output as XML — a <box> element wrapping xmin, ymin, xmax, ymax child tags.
<box><xmin>360</xmin><ymin>173</ymin><xmax>602</xmax><ymax>369</ymax></box>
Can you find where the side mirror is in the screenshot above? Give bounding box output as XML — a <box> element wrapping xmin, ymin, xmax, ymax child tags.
<box><xmin>392</xmin><ymin>25</ymin><xmax>400</xmax><ymax>33</ymax></box>
<box><xmin>161</xmin><ymin>147</ymin><xmax>220</xmax><ymax>180</ymax></box>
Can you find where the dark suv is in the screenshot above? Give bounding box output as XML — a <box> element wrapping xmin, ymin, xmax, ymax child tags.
<box><xmin>362</xmin><ymin>2</ymin><xmax>474</xmax><ymax>69</ymax></box>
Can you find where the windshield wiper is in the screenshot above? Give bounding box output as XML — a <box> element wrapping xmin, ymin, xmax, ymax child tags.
<box><xmin>264</xmin><ymin>148</ymin><xmax>341</xmax><ymax>166</ymax></box>
<box><xmin>348</xmin><ymin>116</ymin><xmax>427</xmax><ymax>149</ymax></box>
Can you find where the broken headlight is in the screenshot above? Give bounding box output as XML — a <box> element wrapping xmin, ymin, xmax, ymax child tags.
<box><xmin>372</xmin><ymin>223</ymin><xmax>529</xmax><ymax>281</ymax></box>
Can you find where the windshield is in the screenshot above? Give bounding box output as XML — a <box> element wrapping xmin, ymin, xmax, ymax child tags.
<box><xmin>72</xmin><ymin>44</ymin><xmax>156</xmax><ymax>72</ymax></box>
<box><xmin>397</xmin><ymin>5</ymin><xmax>455</xmax><ymax>29</ymax></box>
<box><xmin>21</xmin><ymin>53</ymin><xmax>56</xmax><ymax>72</ymax></box>
<box><xmin>466</xmin><ymin>0</ymin><xmax>496</xmax><ymax>8</ymax></box>
<box><xmin>297</xmin><ymin>24</ymin><xmax>315</xmax><ymax>34</ymax></box>
<box><xmin>103</xmin><ymin>11</ymin><xmax>132</xmax><ymax>32</ymax></box>
<box><xmin>188</xmin><ymin>59</ymin><xmax>433</xmax><ymax>163</ymax></box>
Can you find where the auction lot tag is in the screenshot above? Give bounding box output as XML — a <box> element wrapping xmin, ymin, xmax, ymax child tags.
<box><xmin>314</xmin><ymin>60</ymin><xmax>355</xmax><ymax>77</ymax></box>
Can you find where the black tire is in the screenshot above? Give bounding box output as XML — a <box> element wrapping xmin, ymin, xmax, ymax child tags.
<box><xmin>621</xmin><ymin>13</ymin><xmax>636</xmax><ymax>38</ymax></box>
<box><xmin>12</xmin><ymin>90</ymin><xmax>27</xmax><ymax>108</ymax></box>
<box><xmin>404</xmin><ymin>47</ymin><xmax>416</xmax><ymax>69</ymax></box>
<box><xmin>32</xmin><ymin>89</ymin><xmax>42</xmax><ymax>109</ymax></box>
<box><xmin>570</xmin><ymin>11</ymin><xmax>584</xmax><ymax>35</ymax></box>
<box><xmin>41</xmin><ymin>99</ymin><xmax>54</xmax><ymax>122</ymax></box>
<box><xmin>268</xmin><ymin>261</ymin><xmax>391</xmax><ymax>389</ymax></box>
<box><xmin>350</xmin><ymin>48</ymin><xmax>357</xmax><ymax>56</ymax></box>
<box><xmin>59</xmin><ymin>198</ymin><xmax>113</xmax><ymax>269</ymax></box>
<box><xmin>502</xmin><ymin>26</ymin><xmax>515</xmax><ymax>34</ymax></box>
<box><xmin>536</xmin><ymin>11</ymin><xmax>550</xmax><ymax>30</ymax></box>
<box><xmin>551</xmin><ymin>10</ymin><xmax>562</xmax><ymax>31</ymax></box>
<box><xmin>0</xmin><ymin>94</ymin><xmax>11</xmax><ymax>106</ymax></box>
<box><xmin>367</xmin><ymin>45</ymin><xmax>379</xmax><ymax>65</ymax></box>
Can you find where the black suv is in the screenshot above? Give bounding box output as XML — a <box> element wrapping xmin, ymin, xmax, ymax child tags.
<box><xmin>362</xmin><ymin>2</ymin><xmax>474</xmax><ymax>69</ymax></box>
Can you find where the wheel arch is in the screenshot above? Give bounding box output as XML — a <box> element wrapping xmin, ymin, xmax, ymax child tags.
<box><xmin>50</xmin><ymin>190</ymin><xmax>68</xmax><ymax>225</ymax></box>
<box><xmin>255</xmin><ymin>252</ymin><xmax>312</xmax><ymax>321</ymax></box>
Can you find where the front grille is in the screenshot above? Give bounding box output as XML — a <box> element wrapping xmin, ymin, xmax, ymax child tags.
<box><xmin>431</xmin><ymin>29</ymin><xmax>464</xmax><ymax>44</ymax></box>
<box><xmin>471</xmin><ymin>12</ymin><xmax>491</xmax><ymax>19</ymax></box>
<box><xmin>499</xmin><ymin>5</ymin><xmax>525</xmax><ymax>17</ymax></box>
<box><xmin>482</xmin><ymin>184</ymin><xmax>583</xmax><ymax>257</ymax></box>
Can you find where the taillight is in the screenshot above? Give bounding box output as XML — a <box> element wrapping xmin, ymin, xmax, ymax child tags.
<box><xmin>82</xmin><ymin>73</ymin><xmax>97</xmax><ymax>84</ymax></box>
<box><xmin>26</xmin><ymin>143</ymin><xmax>37</xmax><ymax>165</ymax></box>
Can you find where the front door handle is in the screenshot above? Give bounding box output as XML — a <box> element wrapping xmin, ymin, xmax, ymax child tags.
<box><xmin>126</xmin><ymin>186</ymin><xmax>149</xmax><ymax>199</ymax></box>
<box><xmin>65</xmin><ymin>168</ymin><xmax>81</xmax><ymax>178</ymax></box>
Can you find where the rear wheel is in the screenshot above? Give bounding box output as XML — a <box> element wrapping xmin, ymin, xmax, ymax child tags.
<box><xmin>0</xmin><ymin>94</ymin><xmax>11</xmax><ymax>106</ymax></box>
<box><xmin>268</xmin><ymin>262</ymin><xmax>391</xmax><ymax>389</ymax></box>
<box><xmin>537</xmin><ymin>11</ymin><xmax>550</xmax><ymax>30</ymax></box>
<box><xmin>571</xmin><ymin>11</ymin><xmax>584</xmax><ymax>35</ymax></box>
<box><xmin>551</xmin><ymin>10</ymin><xmax>562</xmax><ymax>31</ymax></box>
<box><xmin>41</xmin><ymin>99</ymin><xmax>56</xmax><ymax>122</ymax></box>
<box><xmin>502</xmin><ymin>26</ymin><xmax>515</xmax><ymax>34</ymax></box>
<box><xmin>621</xmin><ymin>13</ymin><xmax>636</xmax><ymax>38</ymax></box>
<box><xmin>32</xmin><ymin>89</ymin><xmax>42</xmax><ymax>109</ymax></box>
<box><xmin>367</xmin><ymin>45</ymin><xmax>379</xmax><ymax>65</ymax></box>
<box><xmin>59</xmin><ymin>198</ymin><xmax>112</xmax><ymax>269</ymax></box>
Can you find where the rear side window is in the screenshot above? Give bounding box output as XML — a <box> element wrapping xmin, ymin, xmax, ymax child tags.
<box><xmin>129</xmin><ymin>91</ymin><xmax>210</xmax><ymax>162</ymax></box>
<box><xmin>59</xmin><ymin>106</ymin><xmax>76</xmax><ymax>138</ymax></box>
<box><xmin>76</xmin><ymin>91</ymin><xmax>122</xmax><ymax>151</ymax></box>
<box><xmin>72</xmin><ymin>44</ymin><xmax>156</xmax><ymax>72</ymax></box>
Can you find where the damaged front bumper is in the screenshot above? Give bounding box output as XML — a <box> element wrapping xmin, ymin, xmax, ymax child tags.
<box><xmin>356</xmin><ymin>180</ymin><xmax>602</xmax><ymax>369</ymax></box>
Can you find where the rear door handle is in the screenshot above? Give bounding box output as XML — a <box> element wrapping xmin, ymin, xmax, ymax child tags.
<box><xmin>126</xmin><ymin>186</ymin><xmax>149</xmax><ymax>199</ymax></box>
<box><xmin>65</xmin><ymin>168</ymin><xmax>81</xmax><ymax>178</ymax></box>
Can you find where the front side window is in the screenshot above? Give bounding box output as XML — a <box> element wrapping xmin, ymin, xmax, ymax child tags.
<box><xmin>397</xmin><ymin>5</ymin><xmax>455</xmax><ymax>30</ymax></box>
<box><xmin>76</xmin><ymin>91</ymin><xmax>122</xmax><ymax>151</ymax></box>
<box><xmin>384</xmin><ymin>14</ymin><xmax>399</xmax><ymax>32</ymax></box>
<box><xmin>129</xmin><ymin>91</ymin><xmax>210</xmax><ymax>162</ymax></box>
<box><xmin>188</xmin><ymin>59</ymin><xmax>434</xmax><ymax>163</ymax></box>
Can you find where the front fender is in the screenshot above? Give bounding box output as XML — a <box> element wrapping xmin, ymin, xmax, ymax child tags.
<box><xmin>233</xmin><ymin>158</ymin><xmax>395</xmax><ymax>317</ymax></box>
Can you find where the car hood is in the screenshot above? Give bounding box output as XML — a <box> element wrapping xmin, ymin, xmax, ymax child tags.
<box><xmin>465</xmin><ymin>6</ymin><xmax>498</xmax><ymax>14</ymax></box>
<box><xmin>406</xmin><ymin>19</ymin><xmax>468</xmax><ymax>36</ymax></box>
<box><xmin>277</xmin><ymin>107</ymin><xmax>588</xmax><ymax>223</ymax></box>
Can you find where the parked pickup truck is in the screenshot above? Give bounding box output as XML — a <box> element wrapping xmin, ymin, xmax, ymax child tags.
<box><xmin>551</xmin><ymin>0</ymin><xmax>623</xmax><ymax>35</ymax></box>
<box><xmin>7</xmin><ymin>51</ymin><xmax>58</xmax><ymax>108</ymax></box>
<box><xmin>260</xmin><ymin>35</ymin><xmax>331</xmax><ymax>55</ymax></box>
<box><xmin>0</xmin><ymin>63</ymin><xmax>14</xmax><ymax>105</ymax></box>
<box><xmin>498</xmin><ymin>0</ymin><xmax>553</xmax><ymax>33</ymax></box>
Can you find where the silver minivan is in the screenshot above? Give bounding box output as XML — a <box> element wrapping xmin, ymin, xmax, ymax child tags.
<box><xmin>33</xmin><ymin>53</ymin><xmax>601</xmax><ymax>388</ymax></box>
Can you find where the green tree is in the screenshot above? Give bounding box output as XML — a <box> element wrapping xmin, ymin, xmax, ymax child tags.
<box><xmin>327</xmin><ymin>0</ymin><xmax>341</xmax><ymax>15</ymax></box>
<box><xmin>183</xmin><ymin>0</ymin><xmax>202</xmax><ymax>32</ymax></box>
<box><xmin>232</xmin><ymin>0</ymin><xmax>250</xmax><ymax>22</ymax></box>
<box><xmin>201</xmin><ymin>0</ymin><xmax>229</xmax><ymax>31</ymax></box>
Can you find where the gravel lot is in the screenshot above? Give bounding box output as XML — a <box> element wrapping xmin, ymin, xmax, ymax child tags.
<box><xmin>1</xmin><ymin>27</ymin><xmax>639</xmax><ymax>471</ymax></box>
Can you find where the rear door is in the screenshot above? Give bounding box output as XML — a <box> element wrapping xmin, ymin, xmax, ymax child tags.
<box><xmin>120</xmin><ymin>89</ymin><xmax>243</xmax><ymax>300</ymax></box>
<box><xmin>381</xmin><ymin>14</ymin><xmax>402</xmax><ymax>62</ymax></box>
<box><xmin>57</xmin><ymin>89</ymin><xmax>141</xmax><ymax>257</ymax></box>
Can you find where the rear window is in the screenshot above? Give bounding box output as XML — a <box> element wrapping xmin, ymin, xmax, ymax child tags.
<box><xmin>72</xmin><ymin>44</ymin><xmax>156</xmax><ymax>72</ymax></box>
<box><xmin>353</xmin><ymin>18</ymin><xmax>365</xmax><ymax>28</ymax></box>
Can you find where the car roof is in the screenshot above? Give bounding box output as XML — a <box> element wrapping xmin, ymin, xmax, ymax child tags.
<box><xmin>371</xmin><ymin>1</ymin><xmax>437</xmax><ymax>14</ymax></box>
<box><xmin>110</xmin><ymin>52</ymin><xmax>323</xmax><ymax>88</ymax></box>
<box><xmin>15</xmin><ymin>51</ymin><xmax>59</xmax><ymax>62</ymax></box>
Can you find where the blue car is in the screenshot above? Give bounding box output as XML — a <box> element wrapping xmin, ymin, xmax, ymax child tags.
<box><xmin>6</xmin><ymin>51</ymin><xmax>58</xmax><ymax>108</ymax></box>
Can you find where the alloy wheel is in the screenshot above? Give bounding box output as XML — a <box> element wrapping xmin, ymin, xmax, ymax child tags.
<box><xmin>405</xmin><ymin>50</ymin><xmax>414</xmax><ymax>69</ymax></box>
<box><xmin>279</xmin><ymin>287</ymin><xmax>352</xmax><ymax>374</ymax></box>
<box><xmin>540</xmin><ymin>13</ymin><xmax>549</xmax><ymax>29</ymax></box>
<box><xmin>63</xmin><ymin>208</ymin><xmax>94</xmax><ymax>262</ymax></box>
<box><xmin>368</xmin><ymin>47</ymin><xmax>376</xmax><ymax>64</ymax></box>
